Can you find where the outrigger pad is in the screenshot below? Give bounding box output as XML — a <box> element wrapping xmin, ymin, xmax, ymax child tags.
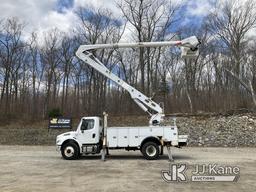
<box><xmin>166</xmin><ymin>146</ymin><xmax>174</xmax><ymax>162</ymax></box>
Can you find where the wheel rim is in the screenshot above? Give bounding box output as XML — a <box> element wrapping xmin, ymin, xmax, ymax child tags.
<box><xmin>64</xmin><ymin>146</ymin><xmax>74</xmax><ymax>157</ymax></box>
<box><xmin>146</xmin><ymin>145</ymin><xmax>157</xmax><ymax>157</ymax></box>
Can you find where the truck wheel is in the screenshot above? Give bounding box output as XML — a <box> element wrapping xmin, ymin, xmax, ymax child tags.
<box><xmin>141</xmin><ymin>142</ymin><xmax>159</xmax><ymax>160</ymax></box>
<box><xmin>61</xmin><ymin>142</ymin><xmax>79</xmax><ymax>160</ymax></box>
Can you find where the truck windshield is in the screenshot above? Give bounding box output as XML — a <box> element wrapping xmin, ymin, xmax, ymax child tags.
<box><xmin>81</xmin><ymin>119</ymin><xmax>94</xmax><ymax>130</ymax></box>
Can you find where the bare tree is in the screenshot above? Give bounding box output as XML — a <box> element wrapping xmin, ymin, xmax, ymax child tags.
<box><xmin>40</xmin><ymin>29</ymin><xmax>62</xmax><ymax>117</ymax></box>
<box><xmin>207</xmin><ymin>0</ymin><xmax>256</xmax><ymax>77</ymax></box>
<box><xmin>75</xmin><ymin>7</ymin><xmax>123</xmax><ymax>115</ymax></box>
<box><xmin>118</xmin><ymin>0</ymin><xmax>180</xmax><ymax>95</ymax></box>
<box><xmin>207</xmin><ymin>0</ymin><xmax>256</xmax><ymax>108</ymax></box>
<box><xmin>0</xmin><ymin>18</ymin><xmax>26</xmax><ymax>114</ymax></box>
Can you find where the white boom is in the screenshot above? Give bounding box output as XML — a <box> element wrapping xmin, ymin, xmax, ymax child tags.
<box><xmin>76</xmin><ymin>36</ymin><xmax>200</xmax><ymax>125</ymax></box>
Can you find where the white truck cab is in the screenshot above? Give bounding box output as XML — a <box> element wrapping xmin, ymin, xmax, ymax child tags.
<box><xmin>56</xmin><ymin>116</ymin><xmax>188</xmax><ymax>160</ymax></box>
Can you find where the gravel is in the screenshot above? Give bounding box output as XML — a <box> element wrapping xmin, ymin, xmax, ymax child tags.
<box><xmin>175</xmin><ymin>114</ymin><xmax>256</xmax><ymax>147</ymax></box>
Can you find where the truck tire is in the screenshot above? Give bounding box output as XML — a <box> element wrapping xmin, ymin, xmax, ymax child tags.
<box><xmin>141</xmin><ymin>142</ymin><xmax>160</xmax><ymax>160</ymax></box>
<box><xmin>61</xmin><ymin>142</ymin><xmax>79</xmax><ymax>160</ymax></box>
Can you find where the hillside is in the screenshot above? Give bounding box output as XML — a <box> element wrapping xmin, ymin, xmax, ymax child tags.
<box><xmin>0</xmin><ymin>113</ymin><xmax>255</xmax><ymax>147</ymax></box>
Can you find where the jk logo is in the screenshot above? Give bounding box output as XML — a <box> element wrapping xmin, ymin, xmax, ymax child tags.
<box><xmin>161</xmin><ymin>164</ymin><xmax>187</xmax><ymax>182</ymax></box>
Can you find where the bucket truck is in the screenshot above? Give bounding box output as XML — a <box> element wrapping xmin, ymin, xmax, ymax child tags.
<box><xmin>56</xmin><ymin>36</ymin><xmax>200</xmax><ymax>161</ymax></box>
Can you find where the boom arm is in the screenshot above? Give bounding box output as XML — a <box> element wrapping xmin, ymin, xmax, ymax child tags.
<box><xmin>76</xmin><ymin>36</ymin><xmax>200</xmax><ymax>125</ymax></box>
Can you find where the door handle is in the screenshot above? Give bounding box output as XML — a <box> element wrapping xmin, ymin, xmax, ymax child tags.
<box><xmin>92</xmin><ymin>133</ymin><xmax>96</xmax><ymax>138</ymax></box>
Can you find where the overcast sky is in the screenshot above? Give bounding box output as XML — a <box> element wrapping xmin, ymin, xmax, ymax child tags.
<box><xmin>0</xmin><ymin>0</ymin><xmax>221</xmax><ymax>41</ymax></box>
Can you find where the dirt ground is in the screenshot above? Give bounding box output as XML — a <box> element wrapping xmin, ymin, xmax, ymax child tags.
<box><xmin>1</xmin><ymin>146</ymin><xmax>256</xmax><ymax>192</ymax></box>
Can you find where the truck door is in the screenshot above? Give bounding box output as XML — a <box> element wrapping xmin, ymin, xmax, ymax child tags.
<box><xmin>78</xmin><ymin>119</ymin><xmax>98</xmax><ymax>144</ymax></box>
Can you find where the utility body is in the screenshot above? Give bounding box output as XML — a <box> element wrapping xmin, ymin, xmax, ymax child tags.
<box><xmin>56</xmin><ymin>36</ymin><xmax>200</xmax><ymax>160</ymax></box>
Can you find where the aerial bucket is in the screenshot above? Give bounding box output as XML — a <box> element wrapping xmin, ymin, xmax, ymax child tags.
<box><xmin>181</xmin><ymin>47</ymin><xmax>199</xmax><ymax>59</ymax></box>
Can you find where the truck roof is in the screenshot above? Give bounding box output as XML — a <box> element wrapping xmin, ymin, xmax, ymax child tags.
<box><xmin>81</xmin><ymin>116</ymin><xmax>102</xmax><ymax>119</ymax></box>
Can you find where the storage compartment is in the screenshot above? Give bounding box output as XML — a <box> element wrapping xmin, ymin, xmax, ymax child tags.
<box><xmin>107</xmin><ymin>129</ymin><xmax>118</xmax><ymax>147</ymax></box>
<box><xmin>128</xmin><ymin>128</ymin><xmax>139</xmax><ymax>147</ymax></box>
<box><xmin>117</xmin><ymin>129</ymin><xmax>128</xmax><ymax>147</ymax></box>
